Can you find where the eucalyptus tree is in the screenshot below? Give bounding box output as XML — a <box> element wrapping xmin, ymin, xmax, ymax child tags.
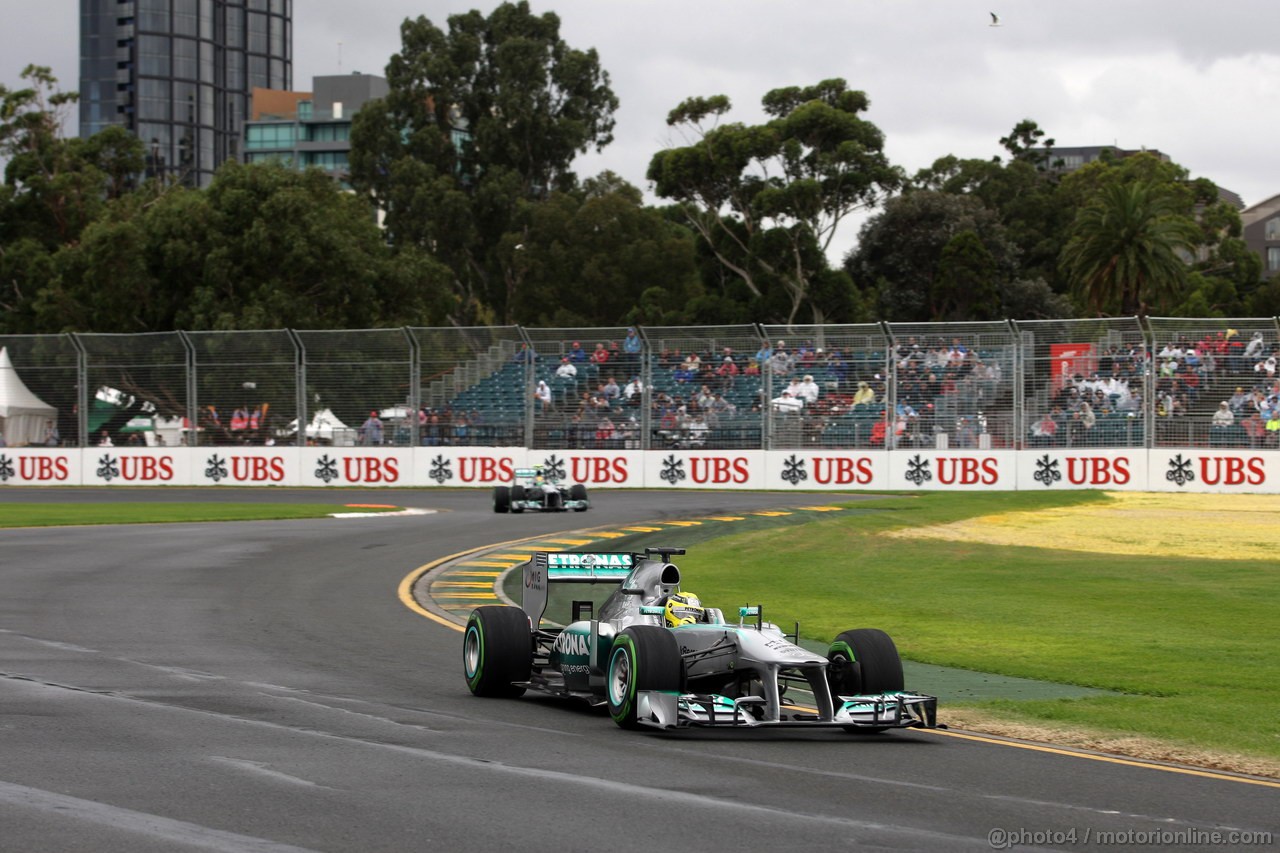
<box><xmin>0</xmin><ymin>65</ymin><xmax>143</xmax><ymax>332</ymax></box>
<box><xmin>348</xmin><ymin>2</ymin><xmax>618</xmax><ymax>324</ymax></box>
<box><xmin>647</xmin><ymin>79</ymin><xmax>900</xmax><ymax>326</ymax></box>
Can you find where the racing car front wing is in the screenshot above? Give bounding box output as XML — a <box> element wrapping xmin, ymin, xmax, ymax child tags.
<box><xmin>634</xmin><ymin>690</ymin><xmax>938</xmax><ymax>731</ymax></box>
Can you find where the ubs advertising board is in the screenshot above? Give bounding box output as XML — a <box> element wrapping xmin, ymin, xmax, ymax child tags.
<box><xmin>0</xmin><ymin>447</ymin><xmax>1278</xmax><ymax>492</ymax></box>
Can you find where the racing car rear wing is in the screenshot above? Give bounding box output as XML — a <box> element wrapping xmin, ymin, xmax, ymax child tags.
<box><xmin>521</xmin><ymin>551</ymin><xmax>636</xmax><ymax>625</ymax></box>
<box><xmin>520</xmin><ymin>547</ymin><xmax>687</xmax><ymax>626</ymax></box>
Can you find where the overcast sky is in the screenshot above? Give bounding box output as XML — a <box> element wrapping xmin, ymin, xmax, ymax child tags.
<box><xmin>4</xmin><ymin>0</ymin><xmax>1280</xmax><ymax>260</ymax></box>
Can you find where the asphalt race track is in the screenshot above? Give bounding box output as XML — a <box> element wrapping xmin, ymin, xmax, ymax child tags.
<box><xmin>1</xmin><ymin>488</ymin><xmax>1276</xmax><ymax>852</ymax></box>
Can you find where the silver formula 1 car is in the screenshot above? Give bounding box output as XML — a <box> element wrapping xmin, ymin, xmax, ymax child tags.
<box><xmin>462</xmin><ymin>547</ymin><xmax>937</xmax><ymax>732</ymax></box>
<box><xmin>492</xmin><ymin>466</ymin><xmax>589</xmax><ymax>513</ymax></box>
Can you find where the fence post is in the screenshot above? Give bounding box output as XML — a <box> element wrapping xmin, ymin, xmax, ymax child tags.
<box><xmin>518</xmin><ymin>326</ymin><xmax>535</xmax><ymax>449</ymax></box>
<box><xmin>403</xmin><ymin>327</ymin><xmax>420</xmax><ymax>448</ymax></box>
<box><xmin>288</xmin><ymin>329</ymin><xmax>306</xmax><ymax>448</ymax></box>
<box><xmin>69</xmin><ymin>334</ymin><xmax>88</xmax><ymax>448</ymax></box>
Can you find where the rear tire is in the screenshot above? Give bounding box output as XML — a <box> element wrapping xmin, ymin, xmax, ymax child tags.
<box><xmin>606</xmin><ymin>626</ymin><xmax>682</xmax><ymax>729</ymax></box>
<box><xmin>493</xmin><ymin>486</ymin><xmax>510</xmax><ymax>513</ymax></box>
<box><xmin>569</xmin><ymin>483</ymin><xmax>588</xmax><ymax>511</ymax></box>
<box><xmin>827</xmin><ymin>628</ymin><xmax>904</xmax><ymax>734</ymax></box>
<box><xmin>464</xmin><ymin>606</ymin><xmax>531</xmax><ymax>698</ymax></box>
<box><xmin>510</xmin><ymin>484</ymin><xmax>526</xmax><ymax>513</ymax></box>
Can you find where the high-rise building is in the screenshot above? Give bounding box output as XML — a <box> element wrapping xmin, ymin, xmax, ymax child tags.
<box><xmin>79</xmin><ymin>0</ymin><xmax>292</xmax><ymax>187</ymax></box>
<box><xmin>242</xmin><ymin>73</ymin><xmax>389</xmax><ymax>185</ymax></box>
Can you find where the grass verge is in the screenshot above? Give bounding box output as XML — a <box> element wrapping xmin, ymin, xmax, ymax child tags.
<box><xmin>671</xmin><ymin>491</ymin><xmax>1280</xmax><ymax>773</ymax></box>
<box><xmin>0</xmin><ymin>502</ymin><xmax>398</xmax><ymax>527</ymax></box>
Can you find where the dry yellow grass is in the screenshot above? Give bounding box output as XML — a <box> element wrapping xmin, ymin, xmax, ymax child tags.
<box><xmin>886</xmin><ymin>491</ymin><xmax>1280</xmax><ymax>560</ymax></box>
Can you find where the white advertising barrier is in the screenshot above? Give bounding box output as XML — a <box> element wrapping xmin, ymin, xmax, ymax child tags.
<box><xmin>765</xmin><ymin>450</ymin><xmax>886</xmax><ymax>491</ymax></box>
<box><xmin>641</xmin><ymin>450</ymin><xmax>765</xmax><ymax>490</ymax></box>
<box><xmin>887</xmin><ymin>450</ymin><xmax>1018</xmax><ymax>491</ymax></box>
<box><xmin>0</xmin><ymin>448</ymin><xmax>82</xmax><ymax>485</ymax></box>
<box><xmin>299</xmin><ymin>447</ymin><xmax>414</xmax><ymax>487</ymax></box>
<box><xmin>412</xmin><ymin>448</ymin><xmax>645</xmax><ymax>489</ymax></box>
<box><xmin>4</xmin><ymin>447</ymin><xmax>1280</xmax><ymax>492</ymax></box>
<box><xmin>1145</xmin><ymin>449</ymin><xmax>1275</xmax><ymax>493</ymax></box>
<box><xmin>1013</xmin><ymin>449</ymin><xmax>1148</xmax><ymax>492</ymax></box>
<box><xmin>194</xmin><ymin>447</ymin><xmax>301</xmax><ymax>487</ymax></box>
<box><xmin>81</xmin><ymin>447</ymin><xmax>191</xmax><ymax>486</ymax></box>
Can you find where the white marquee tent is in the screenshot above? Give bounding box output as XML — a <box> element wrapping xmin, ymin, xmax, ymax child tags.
<box><xmin>0</xmin><ymin>347</ymin><xmax>58</xmax><ymax>447</ymax></box>
<box><xmin>283</xmin><ymin>408</ymin><xmax>354</xmax><ymax>443</ymax></box>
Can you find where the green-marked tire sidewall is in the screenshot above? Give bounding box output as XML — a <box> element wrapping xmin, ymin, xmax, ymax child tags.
<box><xmin>465</xmin><ymin>617</ymin><xmax>485</xmax><ymax>693</ymax></box>
<box><xmin>607</xmin><ymin>635</ymin><xmax>638</xmax><ymax>724</ymax></box>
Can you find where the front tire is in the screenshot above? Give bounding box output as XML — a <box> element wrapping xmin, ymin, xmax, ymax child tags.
<box><xmin>827</xmin><ymin>628</ymin><xmax>904</xmax><ymax>734</ymax></box>
<box><xmin>569</xmin><ymin>483</ymin><xmax>588</xmax><ymax>511</ymax></box>
<box><xmin>606</xmin><ymin>626</ymin><xmax>682</xmax><ymax>729</ymax></box>
<box><xmin>827</xmin><ymin>628</ymin><xmax>904</xmax><ymax>695</ymax></box>
<box><xmin>510</xmin><ymin>484</ymin><xmax>526</xmax><ymax>513</ymax></box>
<box><xmin>493</xmin><ymin>486</ymin><xmax>510</xmax><ymax>513</ymax></box>
<box><xmin>464</xmin><ymin>606</ymin><xmax>532</xmax><ymax>698</ymax></box>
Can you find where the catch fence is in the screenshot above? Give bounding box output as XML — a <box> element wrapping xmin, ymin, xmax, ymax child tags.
<box><xmin>3</xmin><ymin>317</ymin><xmax>1278</xmax><ymax>452</ymax></box>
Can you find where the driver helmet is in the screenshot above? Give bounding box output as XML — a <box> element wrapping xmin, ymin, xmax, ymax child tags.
<box><xmin>664</xmin><ymin>591</ymin><xmax>704</xmax><ymax>627</ymax></box>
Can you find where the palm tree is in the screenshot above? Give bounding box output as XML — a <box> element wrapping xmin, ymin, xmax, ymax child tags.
<box><xmin>1059</xmin><ymin>181</ymin><xmax>1200</xmax><ymax>316</ymax></box>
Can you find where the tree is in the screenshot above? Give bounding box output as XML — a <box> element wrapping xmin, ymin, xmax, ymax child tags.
<box><xmin>348</xmin><ymin>2</ymin><xmax>618</xmax><ymax>323</ymax></box>
<box><xmin>505</xmin><ymin>172</ymin><xmax>702</xmax><ymax>326</ymax></box>
<box><xmin>911</xmin><ymin>120</ymin><xmax>1072</xmax><ymax>293</ymax></box>
<box><xmin>39</xmin><ymin>162</ymin><xmax>448</xmax><ymax>333</ymax></box>
<box><xmin>1059</xmin><ymin>180</ymin><xmax>1200</xmax><ymax>316</ymax></box>
<box><xmin>933</xmin><ymin>230</ymin><xmax>1000</xmax><ymax>321</ymax></box>
<box><xmin>845</xmin><ymin>190</ymin><xmax>1019</xmax><ymax>321</ymax></box>
<box><xmin>1</xmin><ymin>66</ymin><xmax>144</xmax><ymax>332</ymax></box>
<box><xmin>647</xmin><ymin>79</ymin><xmax>900</xmax><ymax>326</ymax></box>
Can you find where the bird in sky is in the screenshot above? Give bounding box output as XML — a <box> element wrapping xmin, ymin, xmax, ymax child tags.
<box><xmin>989</xmin><ymin>11</ymin><xmax>1002</xmax><ymax>26</ymax></box>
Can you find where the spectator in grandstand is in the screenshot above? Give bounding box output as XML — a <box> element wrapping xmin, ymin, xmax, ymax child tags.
<box><xmin>565</xmin><ymin>341</ymin><xmax>585</xmax><ymax>362</ymax></box>
<box><xmin>602</xmin><ymin>376</ymin><xmax>621</xmax><ymax>402</ymax></box>
<box><xmin>796</xmin><ymin>374</ymin><xmax>820</xmax><ymax>404</ymax></box>
<box><xmin>754</xmin><ymin>341</ymin><xmax>772</xmax><ymax>368</ymax></box>
<box><xmin>622</xmin><ymin>327</ymin><xmax>642</xmax><ymax>369</ymax></box>
<box><xmin>696</xmin><ymin>384</ymin><xmax>716</xmax><ymax>410</ymax></box>
<box><xmin>686</xmin><ymin>411</ymin><xmax>709</xmax><ymax>447</ymax></box>
<box><xmin>1229</xmin><ymin>386</ymin><xmax>1250</xmax><ymax>413</ymax></box>
<box><xmin>1242</xmin><ymin>410</ymin><xmax>1267</xmax><ymax>446</ymax></box>
<box><xmin>853</xmin><ymin>380</ymin><xmax>876</xmax><ymax>407</ymax></box>
<box><xmin>1268</xmin><ymin>411</ymin><xmax>1280</xmax><ymax>445</ymax></box>
<box><xmin>672</xmin><ymin>357</ymin><xmax>697</xmax><ymax>385</ymax></box>
<box><xmin>1244</xmin><ymin>331</ymin><xmax>1267</xmax><ymax>362</ymax></box>
<box><xmin>513</xmin><ymin>343</ymin><xmax>537</xmax><ymax>364</ymax></box>
<box><xmin>452</xmin><ymin>412</ymin><xmax>470</xmax><ymax>445</ymax></box>
<box><xmin>1254</xmin><ymin>355</ymin><xmax>1277</xmax><ymax>379</ymax></box>
<box><xmin>624</xmin><ymin>375</ymin><xmax>644</xmax><ymax>402</ymax></box>
<box><xmin>771</xmin><ymin>388</ymin><xmax>803</xmax><ymax>413</ymax></box>
<box><xmin>711</xmin><ymin>393</ymin><xmax>736</xmax><ymax>417</ymax></box>
<box><xmin>589</xmin><ymin>389</ymin><xmax>612</xmax><ymax>411</ymax></box>
<box><xmin>1212</xmin><ymin>401</ymin><xmax>1235</xmax><ymax>430</ymax></box>
<box><xmin>555</xmin><ymin>357</ymin><xmax>577</xmax><ymax>380</ymax></box>
<box><xmin>716</xmin><ymin>355</ymin><xmax>739</xmax><ymax>390</ymax></box>
<box><xmin>1070</xmin><ymin>402</ymin><xmax>1097</xmax><ymax>445</ymax></box>
<box><xmin>769</xmin><ymin>344</ymin><xmax>794</xmax><ymax>377</ymax></box>
<box><xmin>1030</xmin><ymin>410</ymin><xmax>1059</xmax><ymax>444</ymax></box>
<box><xmin>591</xmin><ymin>342</ymin><xmax>611</xmax><ymax>365</ymax></box>
<box><xmin>594</xmin><ymin>415</ymin><xmax>616</xmax><ymax>447</ymax></box>
<box><xmin>43</xmin><ymin>420</ymin><xmax>59</xmax><ymax>447</ymax></box>
<box><xmin>534</xmin><ymin>380</ymin><xmax>552</xmax><ymax>412</ymax></box>
<box><xmin>359</xmin><ymin>411</ymin><xmax>384</xmax><ymax>446</ymax></box>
